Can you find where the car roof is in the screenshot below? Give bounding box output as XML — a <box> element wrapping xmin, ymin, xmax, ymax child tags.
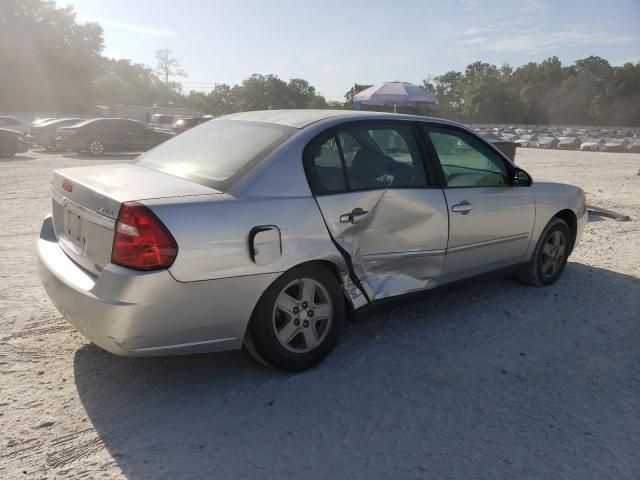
<box><xmin>0</xmin><ymin>127</ymin><xmax>21</xmax><ymax>135</ymax></box>
<box><xmin>40</xmin><ymin>118</ymin><xmax>84</xmax><ymax>126</ymax></box>
<box><xmin>219</xmin><ymin>109</ymin><xmax>461</xmax><ymax>129</ymax></box>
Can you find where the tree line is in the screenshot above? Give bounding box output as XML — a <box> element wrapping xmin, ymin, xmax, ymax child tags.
<box><xmin>1</xmin><ymin>0</ymin><xmax>639</xmax><ymax>126</ymax></box>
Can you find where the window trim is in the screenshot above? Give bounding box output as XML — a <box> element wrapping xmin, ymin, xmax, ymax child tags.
<box><xmin>303</xmin><ymin>119</ymin><xmax>436</xmax><ymax>196</ymax></box>
<box><xmin>419</xmin><ymin>123</ymin><xmax>516</xmax><ymax>189</ymax></box>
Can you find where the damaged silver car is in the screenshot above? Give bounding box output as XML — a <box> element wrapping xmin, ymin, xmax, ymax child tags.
<box><xmin>38</xmin><ymin>110</ymin><xmax>587</xmax><ymax>370</ymax></box>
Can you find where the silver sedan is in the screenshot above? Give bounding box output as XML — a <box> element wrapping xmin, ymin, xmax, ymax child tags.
<box><xmin>38</xmin><ymin>110</ymin><xmax>587</xmax><ymax>370</ymax></box>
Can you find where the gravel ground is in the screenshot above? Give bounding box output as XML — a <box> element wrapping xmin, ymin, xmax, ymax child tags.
<box><xmin>1</xmin><ymin>149</ymin><xmax>639</xmax><ymax>480</ymax></box>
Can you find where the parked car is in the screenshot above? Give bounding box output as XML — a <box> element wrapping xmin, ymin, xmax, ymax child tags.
<box><xmin>149</xmin><ymin>114</ymin><xmax>179</xmax><ymax>132</ymax></box>
<box><xmin>31</xmin><ymin>117</ymin><xmax>56</xmax><ymax>126</ymax></box>
<box><xmin>0</xmin><ymin>128</ymin><xmax>29</xmax><ymax>157</ymax></box>
<box><xmin>626</xmin><ymin>141</ymin><xmax>640</xmax><ymax>153</ymax></box>
<box><xmin>28</xmin><ymin>118</ymin><xmax>83</xmax><ymax>150</ymax></box>
<box><xmin>557</xmin><ymin>136</ymin><xmax>582</xmax><ymax>150</ymax></box>
<box><xmin>579</xmin><ymin>138</ymin><xmax>605</xmax><ymax>151</ymax></box>
<box><xmin>38</xmin><ymin>110</ymin><xmax>587</xmax><ymax>371</ymax></box>
<box><xmin>477</xmin><ymin>132</ymin><xmax>517</xmax><ymax>161</ymax></box>
<box><xmin>602</xmin><ymin>139</ymin><xmax>629</xmax><ymax>152</ymax></box>
<box><xmin>57</xmin><ymin>118</ymin><xmax>173</xmax><ymax>156</ymax></box>
<box><xmin>514</xmin><ymin>135</ymin><xmax>537</xmax><ymax>148</ymax></box>
<box><xmin>172</xmin><ymin>116</ymin><xmax>213</xmax><ymax>135</ymax></box>
<box><xmin>0</xmin><ymin>116</ymin><xmax>28</xmax><ymax>134</ymax></box>
<box><xmin>537</xmin><ymin>137</ymin><xmax>560</xmax><ymax>149</ymax></box>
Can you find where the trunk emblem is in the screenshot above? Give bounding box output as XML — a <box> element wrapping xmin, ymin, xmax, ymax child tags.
<box><xmin>98</xmin><ymin>207</ymin><xmax>114</xmax><ymax>216</ymax></box>
<box><xmin>62</xmin><ymin>180</ymin><xmax>73</xmax><ymax>193</ymax></box>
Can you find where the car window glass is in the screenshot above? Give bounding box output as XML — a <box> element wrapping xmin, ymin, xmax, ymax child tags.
<box><xmin>138</xmin><ymin>120</ymin><xmax>294</xmax><ymax>189</ymax></box>
<box><xmin>127</xmin><ymin>121</ymin><xmax>146</xmax><ymax>133</ymax></box>
<box><xmin>94</xmin><ymin>120</ymin><xmax>120</xmax><ymax>132</ymax></box>
<box><xmin>310</xmin><ymin>136</ymin><xmax>347</xmax><ymax>193</ymax></box>
<box><xmin>338</xmin><ymin>125</ymin><xmax>426</xmax><ymax>190</ymax></box>
<box><xmin>426</xmin><ymin>127</ymin><xmax>510</xmax><ymax>187</ymax></box>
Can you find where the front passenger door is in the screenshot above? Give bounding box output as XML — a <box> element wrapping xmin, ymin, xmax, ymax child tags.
<box><xmin>422</xmin><ymin>125</ymin><xmax>535</xmax><ymax>281</ymax></box>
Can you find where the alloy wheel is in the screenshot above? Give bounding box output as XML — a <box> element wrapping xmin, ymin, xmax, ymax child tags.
<box><xmin>88</xmin><ymin>141</ymin><xmax>104</xmax><ymax>156</ymax></box>
<box><xmin>272</xmin><ymin>278</ymin><xmax>333</xmax><ymax>353</ymax></box>
<box><xmin>540</xmin><ymin>230</ymin><xmax>566</xmax><ymax>278</ymax></box>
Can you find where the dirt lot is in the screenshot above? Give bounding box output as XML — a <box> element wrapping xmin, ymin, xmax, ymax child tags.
<box><xmin>1</xmin><ymin>149</ymin><xmax>639</xmax><ymax>479</ymax></box>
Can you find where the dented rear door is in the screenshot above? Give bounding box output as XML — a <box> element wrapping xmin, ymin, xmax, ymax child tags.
<box><xmin>308</xmin><ymin>122</ymin><xmax>449</xmax><ymax>301</ymax></box>
<box><xmin>315</xmin><ymin>188</ymin><xmax>448</xmax><ymax>300</ymax></box>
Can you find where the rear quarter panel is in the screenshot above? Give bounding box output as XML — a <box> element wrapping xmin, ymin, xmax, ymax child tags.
<box><xmin>141</xmin><ymin>125</ymin><xmax>367</xmax><ymax>307</ymax></box>
<box><xmin>143</xmin><ymin>194</ymin><xmax>347</xmax><ymax>283</ymax></box>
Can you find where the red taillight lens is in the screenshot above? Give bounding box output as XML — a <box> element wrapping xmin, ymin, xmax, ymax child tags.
<box><xmin>111</xmin><ymin>202</ymin><xmax>178</xmax><ymax>270</ymax></box>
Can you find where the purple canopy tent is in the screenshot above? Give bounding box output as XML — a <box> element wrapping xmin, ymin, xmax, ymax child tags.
<box><xmin>353</xmin><ymin>81</ymin><xmax>436</xmax><ymax>112</ymax></box>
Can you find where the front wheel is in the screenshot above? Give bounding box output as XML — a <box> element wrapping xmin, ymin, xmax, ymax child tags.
<box><xmin>244</xmin><ymin>264</ymin><xmax>345</xmax><ymax>371</ymax></box>
<box><xmin>519</xmin><ymin>217</ymin><xmax>571</xmax><ymax>286</ymax></box>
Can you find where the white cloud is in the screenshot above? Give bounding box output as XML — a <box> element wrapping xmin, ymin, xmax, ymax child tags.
<box><xmin>458</xmin><ymin>29</ymin><xmax>637</xmax><ymax>54</ymax></box>
<box><xmin>78</xmin><ymin>14</ymin><xmax>177</xmax><ymax>38</ymax></box>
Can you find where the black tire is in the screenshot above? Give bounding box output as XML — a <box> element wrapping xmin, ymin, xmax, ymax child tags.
<box><xmin>519</xmin><ymin>217</ymin><xmax>572</xmax><ymax>286</ymax></box>
<box><xmin>244</xmin><ymin>264</ymin><xmax>345</xmax><ymax>371</ymax></box>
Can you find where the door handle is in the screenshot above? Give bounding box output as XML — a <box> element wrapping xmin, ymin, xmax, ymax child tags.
<box><xmin>340</xmin><ymin>207</ymin><xmax>369</xmax><ymax>224</ymax></box>
<box><xmin>451</xmin><ymin>201</ymin><xmax>473</xmax><ymax>214</ymax></box>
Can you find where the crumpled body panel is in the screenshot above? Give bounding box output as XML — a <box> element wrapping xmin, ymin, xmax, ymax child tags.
<box><xmin>315</xmin><ymin>188</ymin><xmax>449</xmax><ymax>300</ymax></box>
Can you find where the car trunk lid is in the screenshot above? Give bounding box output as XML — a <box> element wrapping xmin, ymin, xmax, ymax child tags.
<box><xmin>51</xmin><ymin>164</ymin><xmax>220</xmax><ymax>274</ymax></box>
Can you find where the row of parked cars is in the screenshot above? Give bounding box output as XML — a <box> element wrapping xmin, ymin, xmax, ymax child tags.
<box><xmin>0</xmin><ymin>114</ymin><xmax>213</xmax><ymax>157</ymax></box>
<box><xmin>475</xmin><ymin>126</ymin><xmax>640</xmax><ymax>153</ymax></box>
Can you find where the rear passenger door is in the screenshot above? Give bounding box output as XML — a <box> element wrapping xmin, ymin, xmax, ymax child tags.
<box><xmin>305</xmin><ymin>122</ymin><xmax>449</xmax><ymax>301</ymax></box>
<box><xmin>124</xmin><ymin>120</ymin><xmax>151</xmax><ymax>150</ymax></box>
<box><xmin>421</xmin><ymin>125</ymin><xmax>535</xmax><ymax>280</ymax></box>
<box><xmin>94</xmin><ymin>120</ymin><xmax>124</xmax><ymax>148</ymax></box>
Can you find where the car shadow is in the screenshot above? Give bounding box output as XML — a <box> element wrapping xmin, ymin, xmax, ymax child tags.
<box><xmin>73</xmin><ymin>262</ymin><xmax>640</xmax><ymax>479</ymax></box>
<box><xmin>0</xmin><ymin>154</ymin><xmax>38</xmax><ymax>162</ymax></box>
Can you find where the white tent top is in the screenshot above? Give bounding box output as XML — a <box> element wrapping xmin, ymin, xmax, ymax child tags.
<box><xmin>354</xmin><ymin>81</ymin><xmax>435</xmax><ymax>107</ymax></box>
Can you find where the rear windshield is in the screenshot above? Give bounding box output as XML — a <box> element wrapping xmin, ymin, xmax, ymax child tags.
<box><xmin>150</xmin><ymin>114</ymin><xmax>174</xmax><ymax>123</ymax></box>
<box><xmin>137</xmin><ymin>120</ymin><xmax>296</xmax><ymax>190</ymax></box>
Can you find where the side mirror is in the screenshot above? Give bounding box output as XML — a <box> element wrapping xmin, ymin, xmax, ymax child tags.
<box><xmin>513</xmin><ymin>167</ymin><xmax>532</xmax><ymax>186</ymax></box>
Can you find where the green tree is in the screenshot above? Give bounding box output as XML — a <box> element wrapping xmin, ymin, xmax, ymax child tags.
<box><xmin>0</xmin><ymin>0</ymin><xmax>104</xmax><ymax>112</ymax></box>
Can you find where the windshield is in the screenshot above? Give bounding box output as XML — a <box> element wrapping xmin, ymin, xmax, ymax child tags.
<box><xmin>137</xmin><ymin>120</ymin><xmax>295</xmax><ymax>190</ymax></box>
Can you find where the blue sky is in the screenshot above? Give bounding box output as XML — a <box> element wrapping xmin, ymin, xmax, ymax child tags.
<box><xmin>63</xmin><ymin>0</ymin><xmax>640</xmax><ymax>100</ymax></box>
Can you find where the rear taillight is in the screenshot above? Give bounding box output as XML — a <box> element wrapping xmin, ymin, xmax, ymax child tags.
<box><xmin>111</xmin><ymin>202</ymin><xmax>178</xmax><ymax>271</ymax></box>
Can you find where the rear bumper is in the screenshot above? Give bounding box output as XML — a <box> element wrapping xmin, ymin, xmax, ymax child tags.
<box><xmin>37</xmin><ymin>215</ymin><xmax>279</xmax><ymax>356</ymax></box>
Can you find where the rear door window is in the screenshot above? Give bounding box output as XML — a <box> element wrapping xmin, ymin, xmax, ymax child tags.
<box><xmin>306</xmin><ymin>123</ymin><xmax>427</xmax><ymax>194</ymax></box>
<box><xmin>309</xmin><ymin>137</ymin><xmax>347</xmax><ymax>193</ymax></box>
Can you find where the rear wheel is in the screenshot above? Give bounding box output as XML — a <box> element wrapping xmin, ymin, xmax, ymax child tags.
<box><xmin>87</xmin><ymin>140</ymin><xmax>104</xmax><ymax>157</ymax></box>
<box><xmin>519</xmin><ymin>217</ymin><xmax>571</xmax><ymax>286</ymax></box>
<box><xmin>244</xmin><ymin>264</ymin><xmax>345</xmax><ymax>371</ymax></box>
